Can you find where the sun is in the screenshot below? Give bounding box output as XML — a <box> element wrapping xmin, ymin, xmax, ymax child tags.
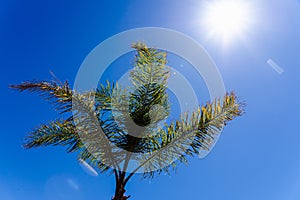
<box><xmin>201</xmin><ymin>0</ymin><xmax>254</xmax><ymax>44</ymax></box>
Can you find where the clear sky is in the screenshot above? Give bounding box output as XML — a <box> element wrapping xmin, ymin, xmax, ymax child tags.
<box><xmin>1</xmin><ymin>0</ymin><xmax>300</xmax><ymax>199</ymax></box>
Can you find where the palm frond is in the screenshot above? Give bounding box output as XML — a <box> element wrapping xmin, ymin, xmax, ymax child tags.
<box><xmin>10</xmin><ymin>80</ymin><xmax>72</xmax><ymax>114</ymax></box>
<box><xmin>12</xmin><ymin>79</ymin><xmax>129</xmax><ymax>172</ymax></box>
<box><xmin>129</xmin><ymin>92</ymin><xmax>243</xmax><ymax>178</ymax></box>
<box><xmin>128</xmin><ymin>43</ymin><xmax>170</xmax><ymax>135</ymax></box>
<box><xmin>66</xmin><ymin>83</ymin><xmax>129</xmax><ymax>172</ymax></box>
<box><xmin>24</xmin><ymin>119</ymin><xmax>81</xmax><ymax>151</ymax></box>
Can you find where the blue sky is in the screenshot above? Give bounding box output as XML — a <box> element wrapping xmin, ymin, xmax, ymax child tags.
<box><xmin>1</xmin><ymin>0</ymin><xmax>300</xmax><ymax>199</ymax></box>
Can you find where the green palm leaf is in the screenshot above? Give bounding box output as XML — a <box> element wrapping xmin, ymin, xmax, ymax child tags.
<box><xmin>126</xmin><ymin>92</ymin><xmax>243</xmax><ymax>179</ymax></box>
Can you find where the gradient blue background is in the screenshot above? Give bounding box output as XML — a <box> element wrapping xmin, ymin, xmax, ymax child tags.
<box><xmin>1</xmin><ymin>0</ymin><xmax>300</xmax><ymax>199</ymax></box>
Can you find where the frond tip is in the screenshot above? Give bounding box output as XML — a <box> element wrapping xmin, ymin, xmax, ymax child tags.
<box><xmin>10</xmin><ymin>80</ymin><xmax>72</xmax><ymax>113</ymax></box>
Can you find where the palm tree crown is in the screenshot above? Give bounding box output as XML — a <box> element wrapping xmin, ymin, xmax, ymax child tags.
<box><xmin>11</xmin><ymin>43</ymin><xmax>244</xmax><ymax>200</ymax></box>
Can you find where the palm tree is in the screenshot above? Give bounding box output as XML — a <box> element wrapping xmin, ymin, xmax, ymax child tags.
<box><xmin>11</xmin><ymin>43</ymin><xmax>243</xmax><ymax>200</ymax></box>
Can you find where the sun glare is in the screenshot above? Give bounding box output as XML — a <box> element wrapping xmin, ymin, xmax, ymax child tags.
<box><xmin>201</xmin><ymin>0</ymin><xmax>254</xmax><ymax>44</ymax></box>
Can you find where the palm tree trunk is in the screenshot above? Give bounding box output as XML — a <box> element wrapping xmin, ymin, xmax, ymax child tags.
<box><xmin>112</xmin><ymin>173</ymin><xmax>131</xmax><ymax>200</ymax></box>
<box><xmin>112</xmin><ymin>184</ymin><xmax>130</xmax><ymax>200</ymax></box>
